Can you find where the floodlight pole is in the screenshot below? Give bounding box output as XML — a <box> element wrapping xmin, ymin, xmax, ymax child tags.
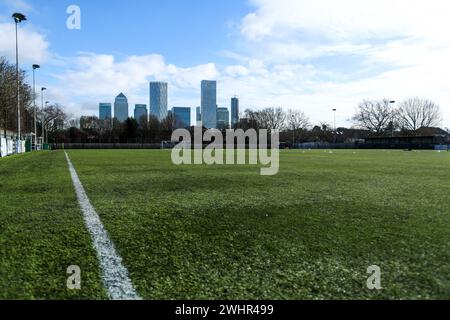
<box><xmin>389</xmin><ymin>100</ymin><xmax>396</xmax><ymax>138</ymax></box>
<box><xmin>15</xmin><ymin>19</ymin><xmax>20</xmax><ymax>142</ymax></box>
<box><xmin>45</xmin><ymin>101</ymin><xmax>49</xmax><ymax>143</ymax></box>
<box><xmin>291</xmin><ymin>114</ymin><xmax>295</xmax><ymax>147</ymax></box>
<box><xmin>332</xmin><ymin>108</ymin><xmax>337</xmax><ymax>144</ymax></box>
<box><xmin>12</xmin><ymin>13</ymin><xmax>27</xmax><ymax>152</ymax></box>
<box><xmin>32</xmin><ymin>64</ymin><xmax>40</xmax><ymax>150</ymax></box>
<box><xmin>41</xmin><ymin>87</ymin><xmax>47</xmax><ymax>146</ymax></box>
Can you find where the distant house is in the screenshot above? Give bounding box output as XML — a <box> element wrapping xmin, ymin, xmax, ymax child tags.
<box><xmin>364</xmin><ymin>128</ymin><xmax>449</xmax><ymax>149</ymax></box>
<box><xmin>415</xmin><ymin>127</ymin><xmax>449</xmax><ymax>138</ymax></box>
<box><xmin>0</xmin><ymin>128</ymin><xmax>15</xmax><ymax>139</ymax></box>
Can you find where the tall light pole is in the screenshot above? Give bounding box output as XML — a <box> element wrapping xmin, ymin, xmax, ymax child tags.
<box><xmin>32</xmin><ymin>64</ymin><xmax>40</xmax><ymax>150</ymax></box>
<box><xmin>291</xmin><ymin>114</ymin><xmax>295</xmax><ymax>147</ymax></box>
<box><xmin>41</xmin><ymin>87</ymin><xmax>47</xmax><ymax>146</ymax></box>
<box><xmin>389</xmin><ymin>100</ymin><xmax>396</xmax><ymax>138</ymax></box>
<box><xmin>332</xmin><ymin>108</ymin><xmax>337</xmax><ymax>144</ymax></box>
<box><xmin>12</xmin><ymin>13</ymin><xmax>27</xmax><ymax>152</ymax></box>
<box><xmin>45</xmin><ymin>101</ymin><xmax>50</xmax><ymax>144</ymax></box>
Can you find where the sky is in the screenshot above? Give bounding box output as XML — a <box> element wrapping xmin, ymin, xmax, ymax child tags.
<box><xmin>1</xmin><ymin>0</ymin><xmax>450</xmax><ymax>128</ymax></box>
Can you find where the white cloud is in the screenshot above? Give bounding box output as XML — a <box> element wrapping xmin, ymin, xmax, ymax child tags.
<box><xmin>241</xmin><ymin>0</ymin><xmax>450</xmax><ymax>42</ymax></box>
<box><xmin>232</xmin><ymin>0</ymin><xmax>450</xmax><ymax>127</ymax></box>
<box><xmin>50</xmin><ymin>53</ymin><xmax>219</xmax><ymax>116</ymax></box>
<box><xmin>0</xmin><ymin>22</ymin><xmax>50</xmax><ymax>63</ymax></box>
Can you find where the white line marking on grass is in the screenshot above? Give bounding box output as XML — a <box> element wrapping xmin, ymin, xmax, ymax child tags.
<box><xmin>65</xmin><ymin>152</ymin><xmax>141</xmax><ymax>300</ymax></box>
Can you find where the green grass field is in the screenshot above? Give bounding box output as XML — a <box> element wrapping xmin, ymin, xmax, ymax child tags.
<box><xmin>1</xmin><ymin>149</ymin><xmax>449</xmax><ymax>299</ymax></box>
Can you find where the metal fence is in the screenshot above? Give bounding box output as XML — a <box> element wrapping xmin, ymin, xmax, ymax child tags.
<box><xmin>293</xmin><ymin>142</ymin><xmax>448</xmax><ymax>150</ymax></box>
<box><xmin>52</xmin><ymin>143</ymin><xmax>163</xmax><ymax>150</ymax></box>
<box><xmin>434</xmin><ymin>145</ymin><xmax>450</xmax><ymax>151</ymax></box>
<box><xmin>43</xmin><ymin>142</ymin><xmax>450</xmax><ymax>151</ymax></box>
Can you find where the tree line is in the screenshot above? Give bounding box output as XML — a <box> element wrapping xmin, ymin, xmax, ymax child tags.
<box><xmin>54</xmin><ymin>99</ymin><xmax>444</xmax><ymax>145</ymax></box>
<box><xmin>0</xmin><ymin>56</ymin><xmax>67</xmax><ymax>141</ymax></box>
<box><xmin>352</xmin><ymin>98</ymin><xmax>442</xmax><ymax>135</ymax></box>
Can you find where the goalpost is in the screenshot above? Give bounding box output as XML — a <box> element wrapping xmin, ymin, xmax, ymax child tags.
<box><xmin>161</xmin><ymin>141</ymin><xmax>175</xmax><ymax>149</ymax></box>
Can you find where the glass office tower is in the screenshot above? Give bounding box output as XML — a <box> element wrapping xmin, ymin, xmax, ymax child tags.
<box><xmin>114</xmin><ymin>93</ymin><xmax>129</xmax><ymax>122</ymax></box>
<box><xmin>216</xmin><ymin>107</ymin><xmax>230</xmax><ymax>130</ymax></box>
<box><xmin>134</xmin><ymin>104</ymin><xmax>148</xmax><ymax>122</ymax></box>
<box><xmin>150</xmin><ymin>82</ymin><xmax>168</xmax><ymax>121</ymax></box>
<box><xmin>201</xmin><ymin>80</ymin><xmax>217</xmax><ymax>129</ymax></box>
<box><xmin>196</xmin><ymin>107</ymin><xmax>202</xmax><ymax>127</ymax></box>
<box><xmin>172</xmin><ymin>107</ymin><xmax>191</xmax><ymax>128</ymax></box>
<box><xmin>99</xmin><ymin>103</ymin><xmax>112</xmax><ymax>120</ymax></box>
<box><xmin>231</xmin><ymin>97</ymin><xmax>239</xmax><ymax>129</ymax></box>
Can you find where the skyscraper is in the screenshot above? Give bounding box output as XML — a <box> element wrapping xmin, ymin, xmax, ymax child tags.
<box><xmin>114</xmin><ymin>93</ymin><xmax>129</xmax><ymax>122</ymax></box>
<box><xmin>134</xmin><ymin>104</ymin><xmax>148</xmax><ymax>122</ymax></box>
<box><xmin>150</xmin><ymin>82</ymin><xmax>168</xmax><ymax>121</ymax></box>
<box><xmin>201</xmin><ymin>80</ymin><xmax>217</xmax><ymax>129</ymax></box>
<box><xmin>196</xmin><ymin>106</ymin><xmax>201</xmax><ymax>126</ymax></box>
<box><xmin>172</xmin><ymin>107</ymin><xmax>191</xmax><ymax>128</ymax></box>
<box><xmin>99</xmin><ymin>103</ymin><xmax>112</xmax><ymax>120</ymax></box>
<box><xmin>231</xmin><ymin>97</ymin><xmax>239</xmax><ymax>129</ymax></box>
<box><xmin>217</xmin><ymin>107</ymin><xmax>230</xmax><ymax>130</ymax></box>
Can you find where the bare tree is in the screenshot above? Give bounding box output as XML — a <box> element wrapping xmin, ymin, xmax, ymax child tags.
<box><xmin>0</xmin><ymin>57</ymin><xmax>33</xmax><ymax>137</ymax></box>
<box><xmin>286</xmin><ymin>109</ymin><xmax>309</xmax><ymax>130</ymax></box>
<box><xmin>264</xmin><ymin>107</ymin><xmax>286</xmax><ymax>131</ymax></box>
<box><xmin>397</xmin><ymin>97</ymin><xmax>442</xmax><ymax>134</ymax></box>
<box><xmin>286</xmin><ymin>109</ymin><xmax>309</xmax><ymax>143</ymax></box>
<box><xmin>67</xmin><ymin>116</ymin><xmax>80</xmax><ymax>128</ymax></box>
<box><xmin>243</xmin><ymin>107</ymin><xmax>286</xmax><ymax>131</ymax></box>
<box><xmin>352</xmin><ymin>99</ymin><xmax>394</xmax><ymax>135</ymax></box>
<box><xmin>161</xmin><ymin>112</ymin><xmax>177</xmax><ymax>132</ymax></box>
<box><xmin>40</xmin><ymin>103</ymin><xmax>67</xmax><ymax>141</ymax></box>
<box><xmin>0</xmin><ymin>57</ymin><xmax>16</xmax><ymax>137</ymax></box>
<box><xmin>79</xmin><ymin>115</ymin><xmax>100</xmax><ymax>130</ymax></box>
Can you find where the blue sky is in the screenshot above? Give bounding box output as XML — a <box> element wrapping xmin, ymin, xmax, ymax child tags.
<box><xmin>23</xmin><ymin>0</ymin><xmax>247</xmax><ymax>64</ymax></box>
<box><xmin>1</xmin><ymin>0</ymin><xmax>450</xmax><ymax>127</ymax></box>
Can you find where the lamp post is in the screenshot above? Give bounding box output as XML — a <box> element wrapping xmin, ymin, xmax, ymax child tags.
<box><xmin>332</xmin><ymin>108</ymin><xmax>337</xmax><ymax>144</ymax></box>
<box><xmin>291</xmin><ymin>114</ymin><xmax>295</xmax><ymax>147</ymax></box>
<box><xmin>41</xmin><ymin>87</ymin><xmax>47</xmax><ymax>147</ymax></box>
<box><xmin>12</xmin><ymin>13</ymin><xmax>27</xmax><ymax>153</ymax></box>
<box><xmin>45</xmin><ymin>101</ymin><xmax>49</xmax><ymax>144</ymax></box>
<box><xmin>32</xmin><ymin>64</ymin><xmax>40</xmax><ymax>150</ymax></box>
<box><xmin>389</xmin><ymin>100</ymin><xmax>396</xmax><ymax>137</ymax></box>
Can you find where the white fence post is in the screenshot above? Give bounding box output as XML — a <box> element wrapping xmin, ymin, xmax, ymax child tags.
<box><xmin>0</xmin><ymin>138</ymin><xmax>6</xmax><ymax>157</ymax></box>
<box><xmin>7</xmin><ymin>139</ymin><xmax>14</xmax><ymax>155</ymax></box>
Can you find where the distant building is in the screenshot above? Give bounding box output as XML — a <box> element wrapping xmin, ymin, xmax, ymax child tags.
<box><xmin>231</xmin><ymin>97</ymin><xmax>239</xmax><ymax>129</ymax></box>
<box><xmin>150</xmin><ymin>82</ymin><xmax>168</xmax><ymax>121</ymax></box>
<box><xmin>53</xmin><ymin>119</ymin><xmax>64</xmax><ymax>131</ymax></box>
<box><xmin>80</xmin><ymin>116</ymin><xmax>100</xmax><ymax>130</ymax></box>
<box><xmin>114</xmin><ymin>93</ymin><xmax>129</xmax><ymax>122</ymax></box>
<box><xmin>217</xmin><ymin>107</ymin><xmax>230</xmax><ymax>130</ymax></box>
<box><xmin>134</xmin><ymin>104</ymin><xmax>148</xmax><ymax>122</ymax></box>
<box><xmin>196</xmin><ymin>106</ymin><xmax>202</xmax><ymax>127</ymax></box>
<box><xmin>172</xmin><ymin>107</ymin><xmax>191</xmax><ymax>128</ymax></box>
<box><xmin>201</xmin><ymin>80</ymin><xmax>217</xmax><ymax>129</ymax></box>
<box><xmin>237</xmin><ymin>117</ymin><xmax>258</xmax><ymax>130</ymax></box>
<box><xmin>364</xmin><ymin>135</ymin><xmax>448</xmax><ymax>149</ymax></box>
<box><xmin>415</xmin><ymin>127</ymin><xmax>450</xmax><ymax>137</ymax></box>
<box><xmin>99</xmin><ymin>103</ymin><xmax>112</xmax><ymax>120</ymax></box>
